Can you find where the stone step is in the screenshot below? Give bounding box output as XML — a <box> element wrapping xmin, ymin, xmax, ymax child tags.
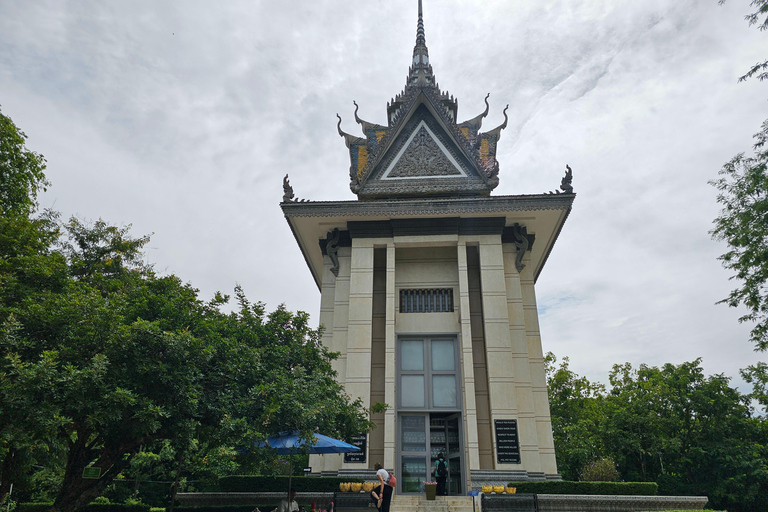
<box><xmin>391</xmin><ymin>495</ymin><xmax>476</xmax><ymax>512</ymax></box>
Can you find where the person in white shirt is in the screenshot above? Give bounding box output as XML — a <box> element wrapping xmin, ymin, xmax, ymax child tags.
<box><xmin>374</xmin><ymin>463</ymin><xmax>394</xmax><ymax>512</ymax></box>
<box><xmin>277</xmin><ymin>489</ymin><xmax>300</xmax><ymax>512</ymax></box>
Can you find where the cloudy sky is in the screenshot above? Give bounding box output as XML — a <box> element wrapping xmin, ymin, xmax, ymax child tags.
<box><xmin>1</xmin><ymin>0</ymin><xmax>765</xmax><ymax>390</ymax></box>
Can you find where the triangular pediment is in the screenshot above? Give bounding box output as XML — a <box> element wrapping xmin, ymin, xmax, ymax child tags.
<box><xmin>357</xmin><ymin>101</ymin><xmax>492</xmax><ymax>198</ymax></box>
<box><xmin>382</xmin><ymin>120</ymin><xmax>466</xmax><ymax>180</ymax></box>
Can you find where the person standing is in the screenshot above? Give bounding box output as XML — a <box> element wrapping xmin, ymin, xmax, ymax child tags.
<box><xmin>374</xmin><ymin>463</ymin><xmax>394</xmax><ymax>512</ymax></box>
<box><xmin>276</xmin><ymin>489</ymin><xmax>300</xmax><ymax>512</ymax></box>
<box><xmin>433</xmin><ymin>453</ymin><xmax>448</xmax><ymax>496</ymax></box>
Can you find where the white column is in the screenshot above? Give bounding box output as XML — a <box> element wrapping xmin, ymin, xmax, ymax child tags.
<box><xmin>457</xmin><ymin>240</ymin><xmax>481</xmax><ymax>472</ymax></box>
<box><xmin>314</xmin><ymin>247</ymin><xmax>351</xmax><ymax>473</ymax></box>
<box><xmin>342</xmin><ymin>239</ymin><xmax>375</xmax><ymax>469</ymax></box>
<box><xmin>502</xmin><ymin>245</ymin><xmax>541</xmax><ymax>473</ymax></box>
<box><xmin>383</xmin><ymin>241</ymin><xmax>397</xmax><ymax>470</ymax></box>
<box><xmin>477</xmin><ymin>234</ymin><xmax>520</xmax><ymax>469</ymax></box>
<box><xmin>310</xmin><ymin>254</ymin><xmax>339</xmax><ymax>474</ymax></box>
<box><xmin>519</xmin><ymin>253</ymin><xmax>557</xmax><ymax>475</ymax></box>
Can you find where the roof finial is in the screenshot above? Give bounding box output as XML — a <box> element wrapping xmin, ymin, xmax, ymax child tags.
<box><xmin>417</xmin><ymin>0</ymin><xmax>425</xmax><ymax>46</ymax></box>
<box><xmin>409</xmin><ymin>0</ymin><xmax>433</xmax><ymax>85</ymax></box>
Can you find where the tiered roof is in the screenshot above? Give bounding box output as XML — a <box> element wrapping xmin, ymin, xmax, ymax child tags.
<box><xmin>338</xmin><ymin>0</ymin><xmax>509</xmax><ymax>199</ymax></box>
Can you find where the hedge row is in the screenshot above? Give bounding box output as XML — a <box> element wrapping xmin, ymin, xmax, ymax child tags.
<box><xmin>218</xmin><ymin>476</ymin><xmax>364</xmax><ymax>493</ymax></box>
<box><xmin>18</xmin><ymin>504</ymin><xmax>151</xmax><ymax>512</ymax></box>
<box><xmin>506</xmin><ymin>481</ymin><xmax>658</xmax><ymax>495</ymax></box>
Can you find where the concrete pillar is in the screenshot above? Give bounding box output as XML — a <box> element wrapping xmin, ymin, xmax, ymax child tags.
<box><xmin>457</xmin><ymin>240</ymin><xmax>481</xmax><ymax>473</ymax></box>
<box><xmin>476</xmin><ymin>234</ymin><xmax>519</xmax><ymax>469</ymax></box>
<box><xmin>384</xmin><ymin>242</ymin><xmax>397</xmax><ymax>470</ymax></box>
<box><xmin>342</xmin><ymin>239</ymin><xmax>375</xmax><ymax>469</ymax></box>
<box><xmin>502</xmin><ymin>245</ymin><xmax>542</xmax><ymax>473</ymax></box>
<box><xmin>313</xmin><ymin>246</ymin><xmax>351</xmax><ymax>473</ymax></box>
<box><xmin>331</xmin><ymin>247</ymin><xmax>352</xmax><ymax>387</ymax></box>
<box><xmin>519</xmin><ymin>253</ymin><xmax>558</xmax><ymax>475</ymax></box>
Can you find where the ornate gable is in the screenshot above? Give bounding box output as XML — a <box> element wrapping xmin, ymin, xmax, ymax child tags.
<box><xmin>337</xmin><ymin>0</ymin><xmax>509</xmax><ymax>199</ymax></box>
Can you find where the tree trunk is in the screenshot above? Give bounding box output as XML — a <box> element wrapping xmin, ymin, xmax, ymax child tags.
<box><xmin>167</xmin><ymin>458</ymin><xmax>184</xmax><ymax>512</ymax></box>
<box><xmin>48</xmin><ymin>434</ymin><xmax>137</xmax><ymax>512</ymax></box>
<box><xmin>0</xmin><ymin>447</ymin><xmax>18</xmax><ymax>500</ymax></box>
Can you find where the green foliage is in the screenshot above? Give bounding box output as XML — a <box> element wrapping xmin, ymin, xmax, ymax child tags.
<box><xmin>545</xmin><ymin>356</ymin><xmax>768</xmax><ymax>512</ymax></box>
<box><xmin>0</xmin><ymin>494</ymin><xmax>17</xmax><ymax>512</ymax></box>
<box><xmin>719</xmin><ymin>0</ymin><xmax>768</xmax><ymax>82</ymax></box>
<box><xmin>506</xmin><ymin>481</ymin><xmax>658</xmax><ymax>495</ymax></box>
<box><xmin>16</xmin><ymin>505</ymin><xmax>149</xmax><ymax>512</ymax></box>
<box><xmin>741</xmin><ymin>361</ymin><xmax>768</xmax><ymax>413</ymax></box>
<box><xmin>0</xmin><ymin>113</ymin><xmax>370</xmax><ymax>512</ymax></box>
<box><xmin>579</xmin><ymin>457</ymin><xmax>620</xmax><ymax>482</ymax></box>
<box><xmin>544</xmin><ymin>353</ymin><xmax>607</xmax><ymax>480</ymax></box>
<box><xmin>217</xmin><ymin>476</ymin><xmax>362</xmax><ymax>493</ymax></box>
<box><xmin>710</xmin><ymin>120</ymin><xmax>768</xmax><ymax>350</ymax></box>
<box><xmin>0</xmin><ymin>108</ymin><xmax>48</xmax><ymax>216</ymax></box>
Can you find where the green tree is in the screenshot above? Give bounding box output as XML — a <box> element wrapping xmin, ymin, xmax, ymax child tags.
<box><xmin>602</xmin><ymin>360</ymin><xmax>767</xmax><ymax>512</ymax></box>
<box><xmin>718</xmin><ymin>0</ymin><xmax>768</xmax><ymax>83</ymax></box>
<box><xmin>0</xmin><ymin>108</ymin><xmax>64</xmax><ymax>501</ymax></box>
<box><xmin>544</xmin><ymin>353</ymin><xmax>606</xmax><ymax>481</ymax></box>
<box><xmin>544</xmin><ymin>355</ymin><xmax>768</xmax><ymax>511</ymax></box>
<box><xmin>0</xmin><ymin>109</ymin><xmax>370</xmax><ymax>512</ymax></box>
<box><xmin>710</xmin><ymin>121</ymin><xmax>768</xmax><ymax>350</ymax></box>
<box><xmin>712</xmin><ymin>1</ymin><xmax>768</xmax><ymax>350</ymax></box>
<box><xmin>2</xmin><ymin>219</ymin><xmax>370</xmax><ymax>512</ymax></box>
<box><xmin>741</xmin><ymin>361</ymin><xmax>768</xmax><ymax>413</ymax></box>
<box><xmin>0</xmin><ymin>107</ymin><xmax>48</xmax><ymax>216</ymax></box>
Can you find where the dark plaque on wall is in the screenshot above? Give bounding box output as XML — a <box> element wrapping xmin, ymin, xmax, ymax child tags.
<box><xmin>494</xmin><ymin>419</ymin><xmax>521</xmax><ymax>464</ymax></box>
<box><xmin>344</xmin><ymin>434</ymin><xmax>367</xmax><ymax>463</ymax></box>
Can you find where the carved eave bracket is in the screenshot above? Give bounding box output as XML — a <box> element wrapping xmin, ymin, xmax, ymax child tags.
<box><xmin>281</xmin><ymin>174</ymin><xmax>310</xmax><ymax>203</ymax></box>
<box><xmin>282</xmin><ymin>174</ymin><xmax>294</xmax><ymax>203</ymax></box>
<box><xmin>510</xmin><ymin>223</ymin><xmax>530</xmax><ymax>273</ymax></box>
<box><xmin>325</xmin><ymin>228</ymin><xmax>341</xmax><ymax>277</ymax></box>
<box><xmin>546</xmin><ymin>165</ymin><xmax>574</xmax><ymax>195</ymax></box>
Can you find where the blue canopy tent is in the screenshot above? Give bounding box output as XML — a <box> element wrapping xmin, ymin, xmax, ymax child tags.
<box><xmin>257</xmin><ymin>431</ymin><xmax>360</xmax><ymax>500</ymax></box>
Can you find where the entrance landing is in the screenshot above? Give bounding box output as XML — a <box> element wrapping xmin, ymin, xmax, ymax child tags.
<box><xmin>391</xmin><ymin>495</ymin><xmax>478</xmax><ymax>512</ymax></box>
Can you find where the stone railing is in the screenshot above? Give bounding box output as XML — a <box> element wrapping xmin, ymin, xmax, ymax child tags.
<box><xmin>535</xmin><ymin>494</ymin><xmax>708</xmax><ymax>512</ymax></box>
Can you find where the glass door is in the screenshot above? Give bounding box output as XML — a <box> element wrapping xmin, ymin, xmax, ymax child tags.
<box><xmin>400</xmin><ymin>415</ymin><xmax>427</xmax><ymax>493</ymax></box>
<box><xmin>397</xmin><ymin>337</ymin><xmax>462</xmax><ymax>494</ymax></box>
<box><xmin>446</xmin><ymin>414</ymin><xmax>462</xmax><ymax>495</ymax></box>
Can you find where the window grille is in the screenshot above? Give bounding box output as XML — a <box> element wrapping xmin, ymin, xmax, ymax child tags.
<box><xmin>399</xmin><ymin>288</ymin><xmax>454</xmax><ymax>313</ymax></box>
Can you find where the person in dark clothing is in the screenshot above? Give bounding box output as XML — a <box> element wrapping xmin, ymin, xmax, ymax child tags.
<box><xmin>433</xmin><ymin>453</ymin><xmax>448</xmax><ymax>496</ymax></box>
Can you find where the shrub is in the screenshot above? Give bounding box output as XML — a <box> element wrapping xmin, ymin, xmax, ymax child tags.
<box><xmin>17</xmin><ymin>503</ymin><xmax>151</xmax><ymax>512</ymax></box>
<box><xmin>579</xmin><ymin>457</ymin><xmax>620</xmax><ymax>482</ymax></box>
<box><xmin>506</xmin><ymin>481</ymin><xmax>658</xmax><ymax>495</ymax></box>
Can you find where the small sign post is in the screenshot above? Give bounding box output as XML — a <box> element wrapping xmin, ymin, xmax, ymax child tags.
<box><xmin>82</xmin><ymin>467</ymin><xmax>101</xmax><ymax>479</ymax></box>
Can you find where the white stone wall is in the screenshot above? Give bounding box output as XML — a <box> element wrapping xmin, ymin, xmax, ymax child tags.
<box><xmin>311</xmin><ymin>234</ymin><xmax>558</xmax><ymax>478</ymax></box>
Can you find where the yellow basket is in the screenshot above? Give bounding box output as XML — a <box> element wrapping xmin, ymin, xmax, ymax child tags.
<box><xmin>493</xmin><ymin>486</ymin><xmax>504</xmax><ymax>494</ymax></box>
<box><xmin>351</xmin><ymin>482</ymin><xmax>363</xmax><ymax>492</ymax></box>
<box><xmin>481</xmin><ymin>485</ymin><xmax>492</xmax><ymax>494</ymax></box>
<box><xmin>505</xmin><ymin>487</ymin><xmax>516</xmax><ymax>494</ymax></box>
<box><xmin>339</xmin><ymin>482</ymin><xmax>351</xmax><ymax>492</ymax></box>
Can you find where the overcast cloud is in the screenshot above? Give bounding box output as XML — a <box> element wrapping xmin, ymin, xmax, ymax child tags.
<box><xmin>1</xmin><ymin>0</ymin><xmax>765</xmax><ymax>390</ymax></box>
